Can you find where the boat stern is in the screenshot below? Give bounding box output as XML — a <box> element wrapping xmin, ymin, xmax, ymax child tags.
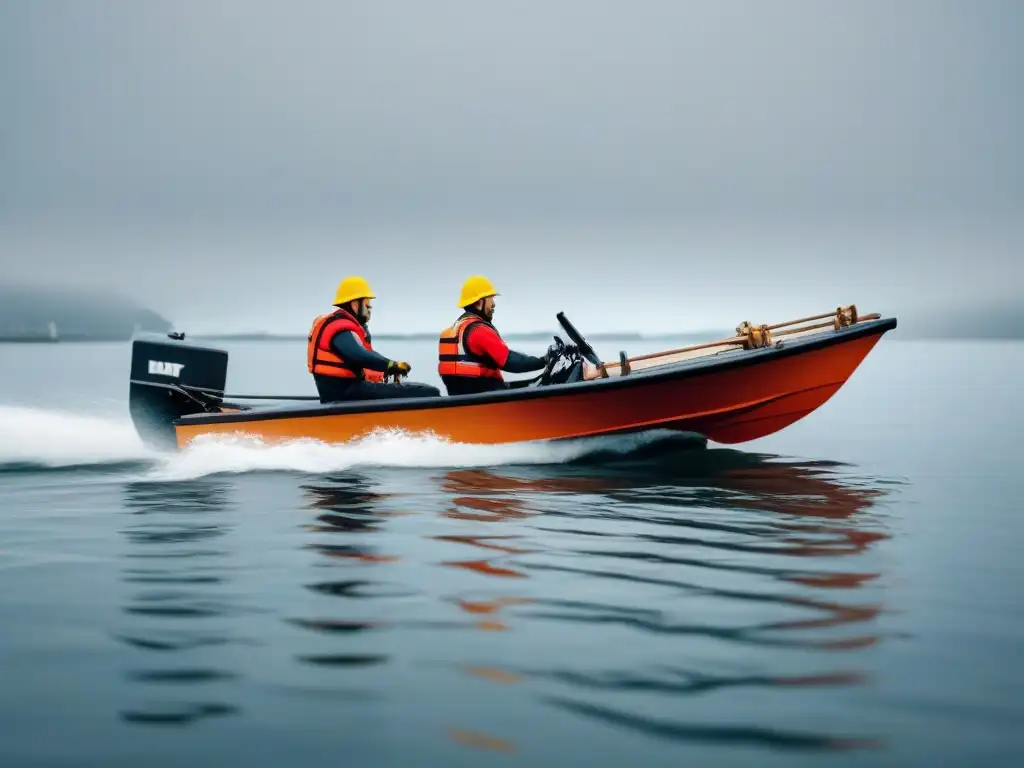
<box><xmin>128</xmin><ymin>332</ymin><xmax>230</xmax><ymax>450</ymax></box>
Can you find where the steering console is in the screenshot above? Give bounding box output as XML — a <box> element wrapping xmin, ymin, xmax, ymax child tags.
<box><xmin>555</xmin><ymin>312</ymin><xmax>602</xmax><ymax>368</ymax></box>
<box><xmin>527</xmin><ymin>313</ymin><xmax>605</xmax><ymax>387</ymax></box>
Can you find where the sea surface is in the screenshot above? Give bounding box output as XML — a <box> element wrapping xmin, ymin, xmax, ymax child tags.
<box><xmin>1</xmin><ymin>334</ymin><xmax>1021</xmax><ymax>767</ymax></box>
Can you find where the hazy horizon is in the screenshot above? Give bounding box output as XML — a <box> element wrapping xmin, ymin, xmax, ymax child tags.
<box><xmin>2</xmin><ymin>1</ymin><xmax>1020</xmax><ymax>336</ymax></box>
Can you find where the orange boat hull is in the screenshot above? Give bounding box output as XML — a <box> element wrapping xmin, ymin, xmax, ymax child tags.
<box><xmin>173</xmin><ymin>320</ymin><xmax>893</xmax><ymax>449</ymax></box>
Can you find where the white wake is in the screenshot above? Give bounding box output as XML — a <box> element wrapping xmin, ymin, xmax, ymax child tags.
<box><xmin>0</xmin><ymin>405</ymin><xmax>690</xmax><ymax>481</ymax></box>
<box><xmin>0</xmin><ymin>405</ymin><xmax>154</xmax><ymax>467</ymax></box>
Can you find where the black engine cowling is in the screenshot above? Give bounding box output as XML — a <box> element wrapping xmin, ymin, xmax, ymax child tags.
<box><xmin>128</xmin><ymin>332</ymin><xmax>229</xmax><ymax>450</ymax></box>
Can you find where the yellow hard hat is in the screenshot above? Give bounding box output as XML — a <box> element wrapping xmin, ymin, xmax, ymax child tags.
<box><xmin>333</xmin><ymin>276</ymin><xmax>375</xmax><ymax>306</ymax></box>
<box><xmin>458</xmin><ymin>275</ymin><xmax>499</xmax><ymax>308</ymax></box>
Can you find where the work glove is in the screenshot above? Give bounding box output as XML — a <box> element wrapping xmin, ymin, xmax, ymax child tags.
<box><xmin>545</xmin><ymin>344</ymin><xmax>559</xmax><ymax>363</ymax></box>
<box><xmin>387</xmin><ymin>360</ymin><xmax>412</xmax><ymax>377</ymax></box>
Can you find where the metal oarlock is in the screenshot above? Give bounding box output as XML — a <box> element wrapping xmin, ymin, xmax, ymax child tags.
<box><xmin>735</xmin><ymin>321</ymin><xmax>774</xmax><ymax>349</ymax></box>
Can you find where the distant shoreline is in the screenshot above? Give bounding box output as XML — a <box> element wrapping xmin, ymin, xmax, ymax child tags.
<box><xmin>3</xmin><ymin>325</ymin><xmax>1023</xmax><ymax>344</ymax></box>
<box><xmin>0</xmin><ymin>335</ymin><xmax>136</xmax><ymax>344</ymax></box>
<box><xmin>0</xmin><ymin>330</ymin><xmax>724</xmax><ymax>343</ymax></box>
<box><xmin>3</xmin><ymin>330</ymin><xmax>1023</xmax><ymax>344</ymax></box>
<box><xmin>187</xmin><ymin>331</ymin><xmax>731</xmax><ymax>342</ymax></box>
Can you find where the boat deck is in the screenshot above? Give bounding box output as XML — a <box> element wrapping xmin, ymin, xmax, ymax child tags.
<box><xmin>177</xmin><ymin>316</ymin><xmax>896</xmax><ymax>424</ymax></box>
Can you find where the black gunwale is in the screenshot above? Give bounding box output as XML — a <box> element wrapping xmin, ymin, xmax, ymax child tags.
<box><xmin>172</xmin><ymin>317</ymin><xmax>897</xmax><ymax>427</ymax></box>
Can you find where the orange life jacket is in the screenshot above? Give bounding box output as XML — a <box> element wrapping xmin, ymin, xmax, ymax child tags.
<box><xmin>307</xmin><ymin>307</ymin><xmax>385</xmax><ymax>382</ymax></box>
<box><xmin>437</xmin><ymin>314</ymin><xmax>504</xmax><ymax>380</ymax></box>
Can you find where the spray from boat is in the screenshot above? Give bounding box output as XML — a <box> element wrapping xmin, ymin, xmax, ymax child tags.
<box><xmin>0</xmin><ymin>404</ymin><xmax>699</xmax><ymax>481</ymax></box>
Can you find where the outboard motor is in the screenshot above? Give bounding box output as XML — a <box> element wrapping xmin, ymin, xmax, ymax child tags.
<box><xmin>128</xmin><ymin>331</ymin><xmax>229</xmax><ymax>450</ymax></box>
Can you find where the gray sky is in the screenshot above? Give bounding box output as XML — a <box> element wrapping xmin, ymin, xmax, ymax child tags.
<box><xmin>1</xmin><ymin>0</ymin><xmax>1021</xmax><ymax>334</ymax></box>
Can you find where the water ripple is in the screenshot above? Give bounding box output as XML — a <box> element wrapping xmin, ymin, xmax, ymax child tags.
<box><xmin>411</xmin><ymin>450</ymin><xmax>901</xmax><ymax>755</ymax></box>
<box><xmin>10</xmin><ymin>442</ymin><xmax>909</xmax><ymax>757</ymax></box>
<box><xmin>114</xmin><ymin>478</ymin><xmax>245</xmax><ymax>727</ymax></box>
<box><xmin>544</xmin><ymin>696</ymin><xmax>879</xmax><ymax>751</ymax></box>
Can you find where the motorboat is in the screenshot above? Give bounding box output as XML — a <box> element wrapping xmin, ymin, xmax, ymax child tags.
<box><xmin>127</xmin><ymin>306</ymin><xmax>896</xmax><ymax>451</ymax></box>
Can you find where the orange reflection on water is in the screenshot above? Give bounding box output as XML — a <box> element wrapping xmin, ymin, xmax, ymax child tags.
<box><xmin>457</xmin><ymin>596</ymin><xmax>533</xmax><ymax>632</ymax></box>
<box><xmin>475</xmin><ymin>620</ymin><xmax>508</xmax><ymax>631</ymax></box>
<box><xmin>448</xmin><ymin>729</ymin><xmax>517</xmax><ymax>754</ymax></box>
<box><xmin>444</xmin><ymin>495</ymin><xmax>535</xmax><ymax>523</ymax></box>
<box><xmin>441</xmin><ymin>468</ymin><xmax>608</xmax><ymax>523</ymax></box>
<box><xmin>442</xmin><ymin>469</ymin><xmax>608</xmax><ymax>495</ymax></box>
<box><xmin>299</xmin><ymin>479</ymin><xmax>403</xmax><ymax>563</ymax></box>
<box><xmin>766</xmin><ymin>600</ymin><xmax>883</xmax><ymax>650</ymax></box>
<box><xmin>788</xmin><ymin>572</ymin><xmax>879</xmax><ymax>589</ymax></box>
<box><xmin>437</xmin><ymin>470</ymin><xmax>544</xmax><ymax>591</ymax></box>
<box><xmin>777</xmin><ymin>529</ymin><xmax>888</xmax><ymax>558</ymax></box>
<box><xmin>818</xmin><ymin>636</ymin><xmax>880</xmax><ymax>651</ymax></box>
<box><xmin>771</xmin><ymin>671</ymin><xmax>866</xmax><ymax>686</ymax></box>
<box><xmin>713</xmin><ymin>464</ymin><xmax>884</xmax><ymax>519</ymax></box>
<box><xmin>650</xmin><ymin>456</ymin><xmax>895</xmax><ymax>601</ymax></box>
<box><xmin>304</xmin><ymin>544</ymin><xmax>400</xmax><ymax>564</ymax></box>
<box><xmin>458</xmin><ymin>596</ymin><xmax>532</xmax><ymax>614</ymax></box>
<box><xmin>463</xmin><ymin>666</ymin><xmax>522</xmax><ymax>684</ymax></box>
<box><xmin>433</xmin><ymin>534</ymin><xmax>535</xmax><ymax>554</ymax></box>
<box><xmin>772</xmin><ymin>601</ymin><xmax>881</xmax><ymax>631</ymax></box>
<box><xmin>443</xmin><ymin>559</ymin><xmax>527</xmax><ymax>578</ymax></box>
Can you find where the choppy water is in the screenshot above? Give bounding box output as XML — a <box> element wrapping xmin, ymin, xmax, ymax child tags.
<box><xmin>1</xmin><ymin>336</ymin><xmax>1022</xmax><ymax>766</ymax></box>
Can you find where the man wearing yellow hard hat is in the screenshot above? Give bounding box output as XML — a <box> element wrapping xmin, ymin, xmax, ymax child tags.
<box><xmin>307</xmin><ymin>276</ymin><xmax>440</xmax><ymax>402</ymax></box>
<box><xmin>437</xmin><ymin>275</ymin><xmax>551</xmax><ymax>397</ymax></box>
